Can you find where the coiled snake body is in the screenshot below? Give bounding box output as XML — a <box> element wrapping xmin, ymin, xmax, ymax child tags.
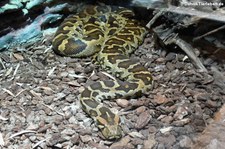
<box><xmin>53</xmin><ymin>5</ymin><xmax>152</xmax><ymax>139</ymax></box>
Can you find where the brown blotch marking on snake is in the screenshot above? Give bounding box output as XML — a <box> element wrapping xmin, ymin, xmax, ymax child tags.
<box><xmin>90</xmin><ymin>82</ymin><xmax>101</xmax><ymax>90</ymax></box>
<box><xmin>83</xmin><ymin>30</ymin><xmax>104</xmax><ymax>40</ymax></box>
<box><xmin>117</xmin><ymin>59</ymin><xmax>138</xmax><ymax>69</ymax></box>
<box><xmin>92</xmin><ymin>91</ymin><xmax>99</xmax><ymax>98</ymax></box>
<box><xmin>60</xmin><ymin>21</ymin><xmax>77</xmax><ymax>28</ymax></box>
<box><xmin>115</xmin><ymin>82</ymin><xmax>138</xmax><ymax>93</ymax></box>
<box><xmin>127</xmin><ymin>28</ymin><xmax>143</xmax><ymax>35</ymax></box>
<box><xmin>128</xmin><ymin>64</ymin><xmax>147</xmax><ymax>73</ymax></box>
<box><xmin>103</xmin><ymin>81</ymin><xmax>115</xmax><ymax>88</ymax></box>
<box><xmin>82</xmin><ymin>99</ymin><xmax>99</xmax><ymax>108</ymax></box>
<box><xmin>63</xmin><ymin>38</ymin><xmax>87</xmax><ymax>55</ymax></box>
<box><xmin>84</xmin><ymin>24</ymin><xmax>98</xmax><ymax>31</ymax></box>
<box><xmin>116</xmin><ymin>8</ymin><xmax>134</xmax><ymax>17</ymax></box>
<box><xmin>116</xmin><ymin>34</ymin><xmax>135</xmax><ymax>42</ymax></box>
<box><xmin>52</xmin><ymin>34</ymin><xmax>68</xmax><ymax>51</ymax></box>
<box><xmin>98</xmin><ymin>107</ymin><xmax>116</xmax><ymax>125</ymax></box>
<box><xmin>102</xmin><ymin>47</ymin><xmax>124</xmax><ymax>54</ymax></box>
<box><xmin>81</xmin><ymin>88</ymin><xmax>92</xmax><ymax>98</ymax></box>
<box><xmin>133</xmin><ymin>73</ymin><xmax>152</xmax><ymax>85</ymax></box>
<box><xmin>108</xmin><ymin>28</ymin><xmax>117</xmax><ymax>35</ymax></box>
<box><xmin>89</xmin><ymin>109</ymin><xmax>98</xmax><ymax>117</ymax></box>
<box><xmin>90</xmin><ymin>82</ymin><xmax>110</xmax><ymax>92</ymax></box>
<box><xmin>107</xmin><ymin>55</ymin><xmax>128</xmax><ymax>64</ymax></box>
<box><xmin>108</xmin><ymin>16</ymin><xmax>119</xmax><ymax>27</ymax></box>
<box><xmin>105</xmin><ymin>37</ymin><xmax>126</xmax><ymax>45</ymax></box>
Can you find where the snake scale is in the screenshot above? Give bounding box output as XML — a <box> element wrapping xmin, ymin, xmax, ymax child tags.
<box><xmin>52</xmin><ymin>5</ymin><xmax>153</xmax><ymax>140</ymax></box>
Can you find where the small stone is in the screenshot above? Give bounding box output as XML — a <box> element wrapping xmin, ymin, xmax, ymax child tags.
<box><xmin>54</xmin><ymin>92</ymin><xmax>66</xmax><ymax>100</ymax></box>
<box><xmin>195</xmin><ymin>93</ymin><xmax>210</xmax><ymax>101</ymax></box>
<box><xmin>13</xmin><ymin>53</ymin><xmax>24</xmax><ymax>61</ymax></box>
<box><xmin>80</xmin><ymin>135</ymin><xmax>92</xmax><ymax>143</ymax></box>
<box><xmin>153</xmin><ymin>94</ymin><xmax>170</xmax><ymax>105</ymax></box>
<box><xmin>68</xmin><ymin>116</ymin><xmax>77</xmax><ymax>124</ymax></box>
<box><xmin>61</xmin><ymin>128</ymin><xmax>76</xmax><ymax>136</ymax></box>
<box><xmin>174</xmin><ymin>106</ymin><xmax>188</xmax><ymax>120</ymax></box>
<box><xmin>135</xmin><ymin>111</ymin><xmax>151</xmax><ymax>129</ymax></box>
<box><xmin>47</xmin><ymin>133</ymin><xmax>65</xmax><ymax>146</ymax></box>
<box><xmin>166</xmin><ymin>62</ymin><xmax>175</xmax><ymax>70</ymax></box>
<box><xmin>60</xmin><ymin>72</ymin><xmax>68</xmax><ymax>77</ymax></box>
<box><xmin>173</xmin><ymin>118</ymin><xmax>191</xmax><ymax>126</ymax></box>
<box><xmin>84</xmin><ymin>66</ymin><xmax>94</xmax><ymax>74</ymax></box>
<box><xmin>165</xmin><ymin>52</ymin><xmax>176</xmax><ymax>61</ymax></box>
<box><xmin>67</xmin><ymin>80</ymin><xmax>81</xmax><ymax>87</ymax></box>
<box><xmin>157</xmin><ymin>134</ymin><xmax>176</xmax><ymax>147</ymax></box>
<box><xmin>160</xmin><ymin>116</ymin><xmax>173</xmax><ymax>124</ymax></box>
<box><xmin>149</xmin><ymin>126</ymin><xmax>157</xmax><ymax>133</ymax></box>
<box><xmin>143</xmin><ymin>134</ymin><xmax>156</xmax><ymax>149</ymax></box>
<box><xmin>29</xmin><ymin>136</ymin><xmax>36</xmax><ymax>142</ymax></box>
<box><xmin>131</xmin><ymin>138</ymin><xmax>144</xmax><ymax>146</ymax></box>
<box><xmin>179</xmin><ymin>136</ymin><xmax>193</xmax><ymax>148</ymax></box>
<box><xmin>159</xmin><ymin>126</ymin><xmax>173</xmax><ymax>134</ymax></box>
<box><xmin>136</xmin><ymin>106</ymin><xmax>146</xmax><ymax>115</ymax></box>
<box><xmin>128</xmin><ymin>131</ymin><xmax>144</xmax><ymax>138</ymax></box>
<box><xmin>206</xmin><ymin>100</ymin><xmax>219</xmax><ymax>108</ymax></box>
<box><xmin>110</xmin><ymin>136</ymin><xmax>130</xmax><ymax>149</ymax></box>
<box><xmin>116</xmin><ymin>99</ymin><xmax>129</xmax><ymax>108</ymax></box>
<box><xmin>156</xmin><ymin>57</ymin><xmax>165</xmax><ymax>63</ymax></box>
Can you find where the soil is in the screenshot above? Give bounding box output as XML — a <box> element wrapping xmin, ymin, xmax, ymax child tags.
<box><xmin>0</xmin><ymin>33</ymin><xmax>225</xmax><ymax>149</ymax></box>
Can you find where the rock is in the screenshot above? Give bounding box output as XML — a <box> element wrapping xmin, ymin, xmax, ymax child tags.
<box><xmin>157</xmin><ymin>134</ymin><xmax>176</xmax><ymax>147</ymax></box>
<box><xmin>179</xmin><ymin>136</ymin><xmax>193</xmax><ymax>148</ymax></box>
<box><xmin>174</xmin><ymin>106</ymin><xmax>188</xmax><ymax>120</ymax></box>
<box><xmin>71</xmin><ymin>135</ymin><xmax>79</xmax><ymax>145</ymax></box>
<box><xmin>61</xmin><ymin>128</ymin><xmax>76</xmax><ymax>136</ymax></box>
<box><xmin>110</xmin><ymin>136</ymin><xmax>130</xmax><ymax>149</ymax></box>
<box><xmin>80</xmin><ymin>135</ymin><xmax>92</xmax><ymax>143</ymax></box>
<box><xmin>128</xmin><ymin>131</ymin><xmax>144</xmax><ymax>138</ymax></box>
<box><xmin>173</xmin><ymin>118</ymin><xmax>191</xmax><ymax>126</ymax></box>
<box><xmin>153</xmin><ymin>94</ymin><xmax>171</xmax><ymax>105</ymax></box>
<box><xmin>195</xmin><ymin>93</ymin><xmax>211</xmax><ymax>101</ymax></box>
<box><xmin>166</xmin><ymin>62</ymin><xmax>175</xmax><ymax>70</ymax></box>
<box><xmin>116</xmin><ymin>99</ymin><xmax>129</xmax><ymax>108</ymax></box>
<box><xmin>60</xmin><ymin>72</ymin><xmax>68</xmax><ymax>77</ymax></box>
<box><xmin>143</xmin><ymin>134</ymin><xmax>156</xmax><ymax>149</ymax></box>
<box><xmin>206</xmin><ymin>100</ymin><xmax>219</xmax><ymax>108</ymax></box>
<box><xmin>135</xmin><ymin>111</ymin><xmax>151</xmax><ymax>129</ymax></box>
<box><xmin>136</xmin><ymin>106</ymin><xmax>146</xmax><ymax>115</ymax></box>
<box><xmin>47</xmin><ymin>133</ymin><xmax>66</xmax><ymax>146</ymax></box>
<box><xmin>131</xmin><ymin>137</ymin><xmax>144</xmax><ymax>146</ymax></box>
<box><xmin>159</xmin><ymin>127</ymin><xmax>173</xmax><ymax>134</ymax></box>
<box><xmin>160</xmin><ymin>115</ymin><xmax>173</xmax><ymax>123</ymax></box>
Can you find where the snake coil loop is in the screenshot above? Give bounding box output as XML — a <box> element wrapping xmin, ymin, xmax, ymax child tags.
<box><xmin>53</xmin><ymin>5</ymin><xmax>152</xmax><ymax>140</ymax></box>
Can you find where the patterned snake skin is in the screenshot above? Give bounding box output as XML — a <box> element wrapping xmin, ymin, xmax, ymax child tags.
<box><xmin>52</xmin><ymin>5</ymin><xmax>153</xmax><ymax>140</ymax></box>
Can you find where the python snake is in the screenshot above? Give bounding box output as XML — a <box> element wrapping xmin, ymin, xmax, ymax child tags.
<box><xmin>52</xmin><ymin>5</ymin><xmax>153</xmax><ymax>140</ymax></box>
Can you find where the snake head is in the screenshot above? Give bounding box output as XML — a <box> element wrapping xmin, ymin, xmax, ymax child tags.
<box><xmin>96</xmin><ymin>114</ymin><xmax>122</xmax><ymax>140</ymax></box>
<box><xmin>101</xmin><ymin>124</ymin><xmax>122</xmax><ymax>140</ymax></box>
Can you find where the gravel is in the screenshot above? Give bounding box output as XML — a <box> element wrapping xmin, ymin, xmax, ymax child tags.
<box><xmin>0</xmin><ymin>33</ymin><xmax>224</xmax><ymax>148</ymax></box>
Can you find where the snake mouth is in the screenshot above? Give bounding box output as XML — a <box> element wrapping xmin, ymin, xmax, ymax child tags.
<box><xmin>101</xmin><ymin>125</ymin><xmax>122</xmax><ymax>140</ymax></box>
